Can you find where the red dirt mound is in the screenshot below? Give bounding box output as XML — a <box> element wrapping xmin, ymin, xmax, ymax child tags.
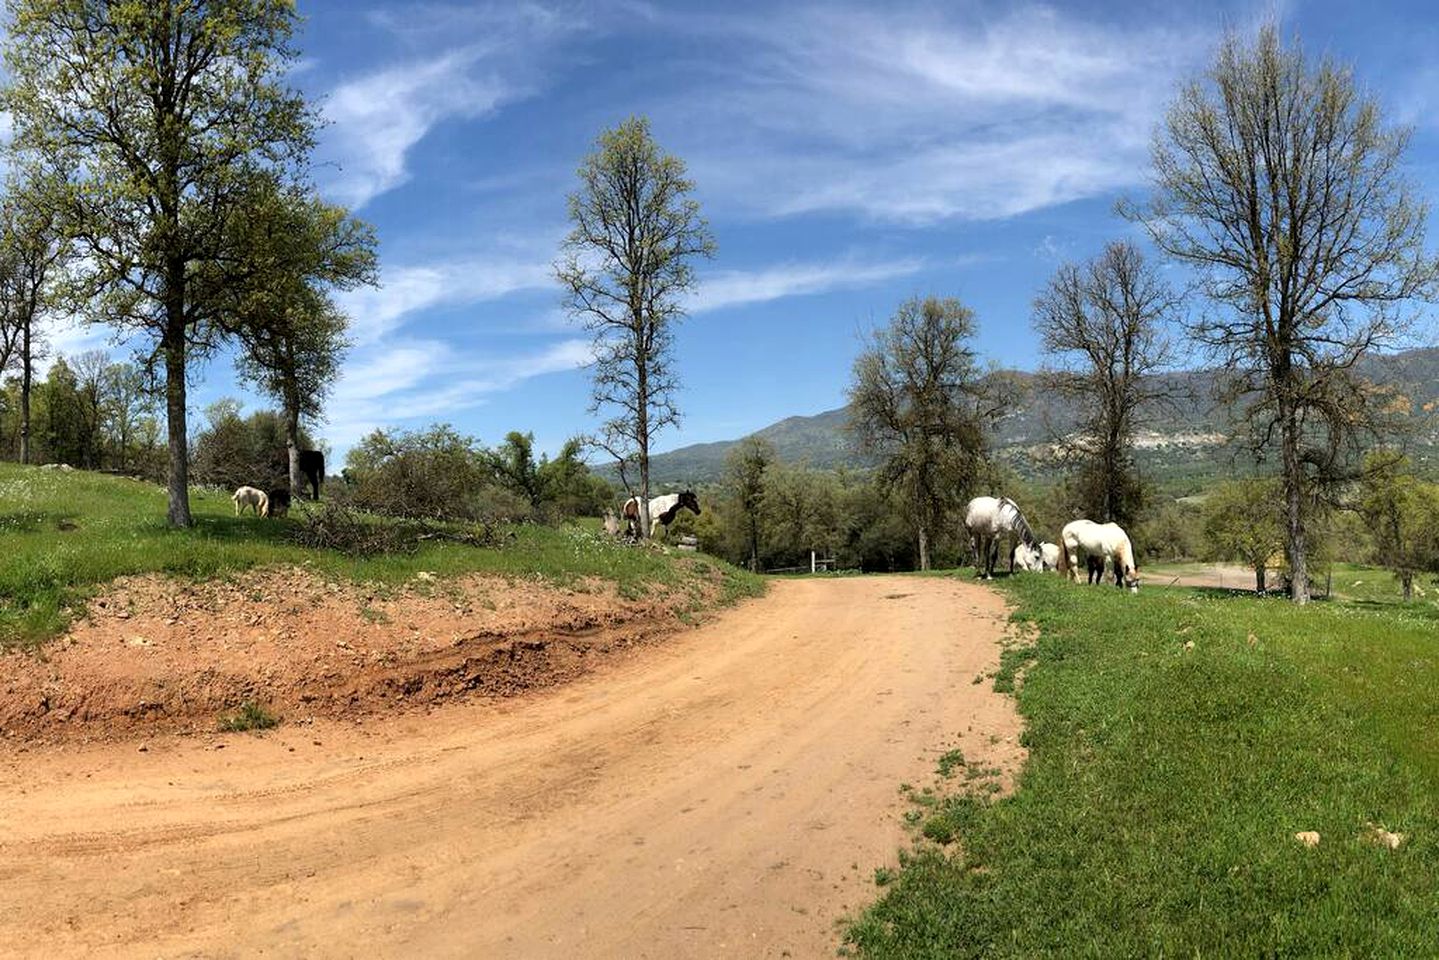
<box><xmin>0</xmin><ymin>568</ymin><xmax>716</xmax><ymax>742</ymax></box>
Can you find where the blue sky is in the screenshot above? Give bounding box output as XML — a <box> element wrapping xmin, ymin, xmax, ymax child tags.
<box><xmin>53</xmin><ymin>0</ymin><xmax>1439</xmax><ymax>462</ymax></box>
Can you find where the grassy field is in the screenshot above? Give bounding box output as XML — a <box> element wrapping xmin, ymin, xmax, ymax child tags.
<box><xmin>0</xmin><ymin>463</ymin><xmax>762</xmax><ymax>649</ymax></box>
<box><xmin>851</xmin><ymin>574</ymin><xmax>1439</xmax><ymax>957</ymax></box>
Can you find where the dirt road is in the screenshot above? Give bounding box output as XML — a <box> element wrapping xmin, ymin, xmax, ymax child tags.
<box><xmin>0</xmin><ymin>576</ymin><xmax>1020</xmax><ymax>959</ymax></box>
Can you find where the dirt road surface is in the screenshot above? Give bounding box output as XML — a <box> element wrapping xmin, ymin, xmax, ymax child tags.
<box><xmin>0</xmin><ymin>576</ymin><xmax>1021</xmax><ymax>959</ymax></box>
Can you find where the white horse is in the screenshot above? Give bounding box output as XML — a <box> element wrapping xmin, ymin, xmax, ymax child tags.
<box><xmin>1013</xmin><ymin>541</ymin><xmax>1061</xmax><ymax>572</ymax></box>
<box><xmin>1058</xmin><ymin>519</ymin><xmax>1140</xmax><ymax>592</ymax></box>
<box><xmin>623</xmin><ymin>490</ymin><xmax>701</xmax><ymax>538</ymax></box>
<box><xmin>965</xmin><ymin>496</ymin><xmax>1039</xmax><ymax>579</ymax></box>
<box><xmin>231</xmin><ymin>485</ymin><xmax>268</xmax><ymax>517</ymax></box>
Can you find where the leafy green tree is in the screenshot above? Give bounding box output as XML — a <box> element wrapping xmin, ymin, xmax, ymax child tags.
<box><xmin>1358</xmin><ymin>452</ymin><xmax>1439</xmax><ymax>601</ymax></box>
<box><xmin>848</xmin><ymin>297</ymin><xmax>990</xmax><ymax>570</ymax></box>
<box><xmin>1129</xmin><ymin>26</ymin><xmax>1439</xmax><ymax>602</ymax></box>
<box><xmin>557</xmin><ymin>116</ymin><xmax>715</xmax><ymax>536</ymax></box>
<box><xmin>491</xmin><ymin>431</ymin><xmax>542</xmax><ymax>508</ymax></box>
<box><xmin>5</xmin><ymin>0</ymin><xmax>316</xmax><ymax>526</ymax></box>
<box><xmin>229</xmin><ymin>185</ymin><xmax>377</xmax><ymax>495</ymax></box>
<box><xmin>0</xmin><ymin>185</ymin><xmax>68</xmax><ymax>464</ymax></box>
<box><xmin>726</xmin><ymin>436</ymin><xmax>774</xmax><ymax>571</ymax></box>
<box><xmin>1202</xmin><ymin>478</ymin><xmax>1284</xmax><ymax>594</ymax></box>
<box><xmin>536</xmin><ymin>438</ymin><xmax>612</xmax><ymax>519</ymax></box>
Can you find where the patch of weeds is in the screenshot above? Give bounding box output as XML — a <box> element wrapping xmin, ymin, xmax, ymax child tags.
<box><xmin>873</xmin><ymin>866</ymin><xmax>897</xmax><ymax>887</ymax></box>
<box><xmin>936</xmin><ymin>748</ymin><xmax>966</xmax><ymax>778</ymax></box>
<box><xmin>218</xmin><ymin>700</ymin><xmax>280</xmax><ymax>733</ymax></box>
<box><xmin>359</xmin><ymin>605</ymin><xmax>390</xmax><ymax>625</ymax></box>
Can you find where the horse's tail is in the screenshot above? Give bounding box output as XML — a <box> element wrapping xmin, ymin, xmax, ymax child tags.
<box><xmin>1056</xmin><ymin>536</ymin><xmax>1069</xmax><ymax>574</ymax></box>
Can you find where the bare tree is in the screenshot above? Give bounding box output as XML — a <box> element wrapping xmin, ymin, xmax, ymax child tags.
<box><xmin>848</xmin><ymin>297</ymin><xmax>990</xmax><ymax>571</ymax></box>
<box><xmin>1126</xmin><ymin>26</ymin><xmax>1439</xmax><ymax>603</ymax></box>
<box><xmin>1032</xmin><ymin>241</ymin><xmax>1178</xmax><ymax>528</ymax></box>
<box><xmin>557</xmin><ymin>116</ymin><xmax>714</xmax><ymax>537</ymax></box>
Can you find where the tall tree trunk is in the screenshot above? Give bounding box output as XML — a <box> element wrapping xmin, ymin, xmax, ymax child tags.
<box><xmin>1255</xmin><ymin>563</ymin><xmax>1266</xmax><ymax>595</ymax></box>
<box><xmin>285</xmin><ymin>402</ymin><xmax>304</xmax><ymax>498</ymax></box>
<box><xmin>162</xmin><ymin>319</ymin><xmax>192</xmax><ymax>528</ymax></box>
<box><xmin>636</xmin><ymin>347</ymin><xmax>651</xmax><ymax>539</ymax></box>
<box><xmin>18</xmin><ymin>316</ymin><xmax>31</xmax><ymax>464</ymax></box>
<box><xmin>1279</xmin><ymin>400</ymin><xmax>1309</xmax><ymax>604</ymax></box>
<box><xmin>1403</xmin><ymin>572</ymin><xmax>1413</xmax><ymax>602</ymax></box>
<box><xmin>917</xmin><ymin>524</ymin><xmax>930</xmax><ymax>572</ymax></box>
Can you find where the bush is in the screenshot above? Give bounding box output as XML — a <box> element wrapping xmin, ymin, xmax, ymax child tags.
<box><xmin>290</xmin><ymin>502</ymin><xmax>420</xmax><ymax>557</ymax></box>
<box><xmin>218</xmin><ymin>701</ymin><xmax>280</xmax><ymax>732</ymax></box>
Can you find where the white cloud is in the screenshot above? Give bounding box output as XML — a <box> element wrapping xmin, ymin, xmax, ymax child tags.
<box><xmin>317</xmin><ymin>5</ymin><xmax>584</xmax><ymax>209</ymax></box>
<box><xmin>324</xmin><ymin>336</ymin><xmax>592</xmax><ymax>451</ymax></box>
<box><xmin>691</xmin><ymin>257</ymin><xmax>925</xmax><ymax>313</ymax></box>
<box><xmin>663</xmin><ymin>4</ymin><xmax>1211</xmax><ymax>223</ymax></box>
<box><xmin>336</xmin><ymin>256</ymin><xmax>555</xmax><ymax>344</ymax></box>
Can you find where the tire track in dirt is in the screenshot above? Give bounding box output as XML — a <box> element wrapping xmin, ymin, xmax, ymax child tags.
<box><xmin>0</xmin><ymin>576</ymin><xmax>1022</xmax><ymax>959</ymax></box>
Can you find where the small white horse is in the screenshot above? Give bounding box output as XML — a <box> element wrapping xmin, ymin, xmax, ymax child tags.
<box><xmin>623</xmin><ymin>490</ymin><xmax>701</xmax><ymax>538</ymax></box>
<box><xmin>602</xmin><ymin>509</ymin><xmax>622</xmax><ymax>538</ymax></box>
<box><xmin>965</xmin><ymin>496</ymin><xmax>1039</xmax><ymax>579</ymax></box>
<box><xmin>1059</xmin><ymin>519</ymin><xmax>1140</xmax><ymax>592</ymax></box>
<box><xmin>231</xmin><ymin>485</ymin><xmax>269</xmax><ymax>517</ymax></box>
<box><xmin>1013</xmin><ymin>541</ymin><xmax>1061</xmax><ymax>572</ymax></box>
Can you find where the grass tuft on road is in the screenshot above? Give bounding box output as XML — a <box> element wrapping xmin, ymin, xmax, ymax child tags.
<box><xmin>851</xmin><ymin>574</ymin><xmax>1439</xmax><ymax>957</ymax></box>
<box><xmin>0</xmin><ymin>464</ymin><xmax>763</xmax><ymax>649</ymax></box>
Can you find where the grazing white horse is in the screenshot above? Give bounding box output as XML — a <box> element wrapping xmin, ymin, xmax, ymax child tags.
<box><xmin>965</xmin><ymin>496</ymin><xmax>1039</xmax><ymax>579</ymax></box>
<box><xmin>1013</xmin><ymin>541</ymin><xmax>1061</xmax><ymax>572</ymax></box>
<box><xmin>1058</xmin><ymin>519</ymin><xmax>1140</xmax><ymax>592</ymax></box>
<box><xmin>231</xmin><ymin>485</ymin><xmax>269</xmax><ymax>517</ymax></box>
<box><xmin>622</xmin><ymin>490</ymin><xmax>701</xmax><ymax>538</ymax></box>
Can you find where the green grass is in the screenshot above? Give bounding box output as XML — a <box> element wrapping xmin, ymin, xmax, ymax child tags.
<box><xmin>217</xmin><ymin>700</ymin><xmax>281</xmax><ymax>733</ymax></box>
<box><xmin>0</xmin><ymin>464</ymin><xmax>763</xmax><ymax>649</ymax></box>
<box><xmin>851</xmin><ymin>574</ymin><xmax>1439</xmax><ymax>957</ymax></box>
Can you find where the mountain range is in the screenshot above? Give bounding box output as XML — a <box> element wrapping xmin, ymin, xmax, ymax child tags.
<box><xmin>632</xmin><ymin>347</ymin><xmax>1439</xmax><ymax>493</ymax></box>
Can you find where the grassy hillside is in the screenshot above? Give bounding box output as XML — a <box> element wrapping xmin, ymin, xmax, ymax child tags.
<box><xmin>0</xmin><ymin>464</ymin><xmax>762</xmax><ymax>649</ymax></box>
<box><xmin>852</xmin><ymin>575</ymin><xmax>1439</xmax><ymax>956</ymax></box>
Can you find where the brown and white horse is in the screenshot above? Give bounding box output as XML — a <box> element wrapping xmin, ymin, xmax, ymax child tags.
<box><xmin>623</xmin><ymin>491</ymin><xmax>701</xmax><ymax>538</ymax></box>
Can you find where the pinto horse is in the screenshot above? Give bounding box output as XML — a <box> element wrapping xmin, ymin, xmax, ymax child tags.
<box><xmin>965</xmin><ymin>496</ymin><xmax>1039</xmax><ymax>579</ymax></box>
<box><xmin>1058</xmin><ymin>519</ymin><xmax>1140</xmax><ymax>592</ymax></box>
<box><xmin>623</xmin><ymin>491</ymin><xmax>701</xmax><ymax>538</ymax></box>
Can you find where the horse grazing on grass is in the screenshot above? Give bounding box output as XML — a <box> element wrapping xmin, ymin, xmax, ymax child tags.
<box><xmin>264</xmin><ymin>488</ymin><xmax>291</xmax><ymax>518</ymax></box>
<box><xmin>1058</xmin><ymin>519</ymin><xmax>1140</xmax><ymax>592</ymax></box>
<box><xmin>623</xmin><ymin>491</ymin><xmax>701</xmax><ymax>538</ymax></box>
<box><xmin>965</xmin><ymin>496</ymin><xmax>1039</xmax><ymax>579</ymax></box>
<box><xmin>1013</xmin><ymin>541</ymin><xmax>1061</xmax><ymax>573</ymax></box>
<box><xmin>231</xmin><ymin>486</ymin><xmax>268</xmax><ymax>517</ymax></box>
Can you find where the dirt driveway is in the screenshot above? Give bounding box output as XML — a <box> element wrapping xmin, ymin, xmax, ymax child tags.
<box><xmin>0</xmin><ymin>576</ymin><xmax>1021</xmax><ymax>959</ymax></box>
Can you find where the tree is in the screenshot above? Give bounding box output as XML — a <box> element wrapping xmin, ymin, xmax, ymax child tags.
<box><xmin>1128</xmin><ymin>26</ymin><xmax>1439</xmax><ymax>602</ymax></box>
<box><xmin>1358</xmin><ymin>452</ymin><xmax>1439</xmax><ymax>602</ymax></box>
<box><xmin>491</xmin><ymin>431</ymin><xmax>542</xmax><ymax>508</ymax></box>
<box><xmin>535</xmin><ymin>438</ymin><xmax>612</xmax><ymax>519</ymax></box>
<box><xmin>5</xmin><ymin>0</ymin><xmax>316</xmax><ymax>526</ymax></box>
<box><xmin>230</xmin><ymin>186</ymin><xmax>377</xmax><ymax>496</ymax></box>
<box><xmin>726</xmin><ymin>435</ymin><xmax>774</xmax><ymax>571</ymax></box>
<box><xmin>848</xmin><ymin>297</ymin><xmax>989</xmax><ymax>571</ymax></box>
<box><xmin>557</xmin><ymin>116</ymin><xmax>715</xmax><ymax>537</ymax></box>
<box><xmin>1032</xmin><ymin>241</ymin><xmax>1178</xmax><ymax>528</ymax></box>
<box><xmin>0</xmin><ymin>187</ymin><xmax>68</xmax><ymax>464</ymax></box>
<box><xmin>1202</xmin><ymin>478</ymin><xmax>1284</xmax><ymax>594</ymax></box>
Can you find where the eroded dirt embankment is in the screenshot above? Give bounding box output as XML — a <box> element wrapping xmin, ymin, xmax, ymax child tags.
<box><xmin>1</xmin><ymin>567</ymin><xmax>719</xmax><ymax>741</ymax></box>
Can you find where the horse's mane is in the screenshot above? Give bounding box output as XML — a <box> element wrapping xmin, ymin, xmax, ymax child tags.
<box><xmin>999</xmin><ymin>497</ymin><xmax>1038</xmax><ymax>546</ymax></box>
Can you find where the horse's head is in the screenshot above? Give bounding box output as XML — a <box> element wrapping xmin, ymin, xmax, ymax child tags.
<box><xmin>1124</xmin><ymin>566</ymin><xmax>1140</xmax><ymax>593</ymax></box>
<box><xmin>1012</xmin><ymin>542</ymin><xmax>1043</xmax><ymax>572</ymax></box>
<box><xmin>679</xmin><ymin>490</ymin><xmax>701</xmax><ymax>515</ymax></box>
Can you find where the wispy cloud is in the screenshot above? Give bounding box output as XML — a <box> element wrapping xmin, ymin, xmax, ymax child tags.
<box><xmin>325</xmin><ymin>336</ymin><xmax>593</xmax><ymax>449</ymax></box>
<box><xmin>691</xmin><ymin>257</ymin><xmax>925</xmax><ymax>312</ymax></box>
<box><xmin>336</xmin><ymin>255</ymin><xmax>555</xmax><ymax>344</ymax></box>
<box><xmin>663</xmin><ymin>4</ymin><xmax>1211</xmax><ymax>223</ymax></box>
<box><xmin>317</xmin><ymin>4</ymin><xmax>585</xmax><ymax>208</ymax></box>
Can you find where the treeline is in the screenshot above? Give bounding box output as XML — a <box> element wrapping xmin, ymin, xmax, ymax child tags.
<box><xmin>339</xmin><ymin>424</ymin><xmax>612</xmax><ymax>524</ymax></box>
<box><xmin>0</xmin><ymin>352</ymin><xmax>164</xmax><ymax>477</ymax></box>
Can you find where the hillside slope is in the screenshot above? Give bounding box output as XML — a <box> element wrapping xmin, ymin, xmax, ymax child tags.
<box><xmin>640</xmin><ymin>348</ymin><xmax>1439</xmax><ymax>489</ymax></box>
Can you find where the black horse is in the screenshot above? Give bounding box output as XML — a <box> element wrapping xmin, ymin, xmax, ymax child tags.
<box><xmin>297</xmin><ymin>449</ymin><xmax>324</xmax><ymax>500</ymax></box>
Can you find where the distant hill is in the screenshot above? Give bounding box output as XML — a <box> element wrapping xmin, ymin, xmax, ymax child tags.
<box><xmin>631</xmin><ymin>347</ymin><xmax>1439</xmax><ymax>491</ymax></box>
